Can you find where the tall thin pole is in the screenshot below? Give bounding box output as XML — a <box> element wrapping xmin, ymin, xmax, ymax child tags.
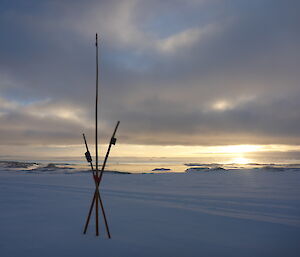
<box><xmin>95</xmin><ymin>33</ymin><xmax>99</xmax><ymax>236</ymax></box>
<box><xmin>95</xmin><ymin>33</ymin><xmax>99</xmax><ymax>177</ymax></box>
<box><xmin>82</xmin><ymin>34</ymin><xmax>117</xmax><ymax>238</ymax></box>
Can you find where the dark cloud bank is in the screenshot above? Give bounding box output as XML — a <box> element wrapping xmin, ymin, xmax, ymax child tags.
<box><xmin>0</xmin><ymin>0</ymin><xmax>300</xmax><ymax>147</ymax></box>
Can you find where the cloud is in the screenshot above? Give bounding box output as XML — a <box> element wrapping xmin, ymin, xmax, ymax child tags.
<box><xmin>156</xmin><ymin>25</ymin><xmax>215</xmax><ymax>54</ymax></box>
<box><xmin>0</xmin><ymin>0</ymin><xmax>300</xmax><ymax>150</ymax></box>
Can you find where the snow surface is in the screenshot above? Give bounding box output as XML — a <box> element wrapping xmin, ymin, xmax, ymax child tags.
<box><xmin>0</xmin><ymin>168</ymin><xmax>300</xmax><ymax>257</ymax></box>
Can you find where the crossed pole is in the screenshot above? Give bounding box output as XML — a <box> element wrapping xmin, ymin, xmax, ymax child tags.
<box><xmin>82</xmin><ymin>121</ymin><xmax>119</xmax><ymax>238</ymax></box>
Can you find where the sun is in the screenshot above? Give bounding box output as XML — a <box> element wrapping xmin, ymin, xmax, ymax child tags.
<box><xmin>231</xmin><ymin>157</ymin><xmax>250</xmax><ymax>164</ymax></box>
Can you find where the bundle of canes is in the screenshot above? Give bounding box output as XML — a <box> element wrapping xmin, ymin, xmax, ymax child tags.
<box><xmin>81</xmin><ymin>33</ymin><xmax>120</xmax><ymax>238</ymax></box>
<box><xmin>82</xmin><ymin>121</ymin><xmax>119</xmax><ymax>238</ymax></box>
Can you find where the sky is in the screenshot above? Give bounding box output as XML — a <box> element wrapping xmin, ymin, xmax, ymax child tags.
<box><xmin>0</xmin><ymin>0</ymin><xmax>300</xmax><ymax>162</ymax></box>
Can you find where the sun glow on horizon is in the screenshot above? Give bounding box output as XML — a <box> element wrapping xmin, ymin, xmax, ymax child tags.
<box><xmin>2</xmin><ymin>144</ymin><xmax>300</xmax><ymax>162</ymax></box>
<box><xmin>230</xmin><ymin>157</ymin><xmax>251</xmax><ymax>164</ymax></box>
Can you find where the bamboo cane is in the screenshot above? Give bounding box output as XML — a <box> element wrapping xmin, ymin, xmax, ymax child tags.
<box><xmin>83</xmin><ymin>133</ymin><xmax>95</xmax><ymax>177</ymax></box>
<box><xmin>83</xmin><ymin>189</ymin><xmax>96</xmax><ymax>234</ymax></box>
<box><xmin>95</xmin><ymin>33</ymin><xmax>100</xmax><ymax>236</ymax></box>
<box><xmin>95</xmin><ymin>33</ymin><xmax>99</xmax><ymax>178</ymax></box>
<box><xmin>99</xmin><ymin>121</ymin><xmax>120</xmax><ymax>183</ymax></box>
<box><xmin>82</xmin><ymin>133</ymin><xmax>96</xmax><ymax>235</ymax></box>
<box><xmin>98</xmin><ymin>190</ymin><xmax>111</xmax><ymax>238</ymax></box>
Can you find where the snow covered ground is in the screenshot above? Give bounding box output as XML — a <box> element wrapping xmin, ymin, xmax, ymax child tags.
<box><xmin>0</xmin><ymin>167</ymin><xmax>300</xmax><ymax>257</ymax></box>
